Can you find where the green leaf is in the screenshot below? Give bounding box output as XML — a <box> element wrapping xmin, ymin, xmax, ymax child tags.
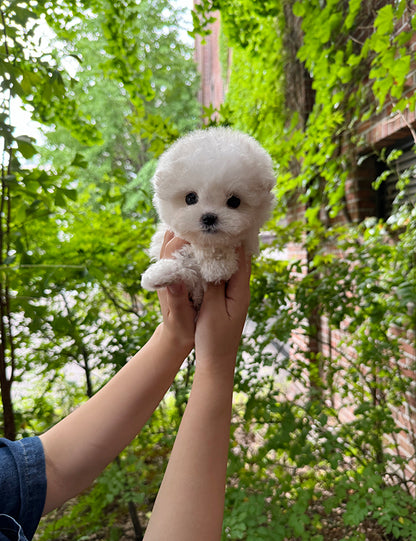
<box><xmin>374</xmin><ymin>4</ymin><xmax>394</xmax><ymax>34</ymax></box>
<box><xmin>344</xmin><ymin>0</ymin><xmax>362</xmax><ymax>30</ymax></box>
<box><xmin>54</xmin><ymin>189</ymin><xmax>67</xmax><ymax>207</ymax></box>
<box><xmin>71</xmin><ymin>152</ymin><xmax>88</xmax><ymax>169</ymax></box>
<box><xmin>15</xmin><ymin>135</ymin><xmax>38</xmax><ymax>159</ymax></box>
<box><xmin>292</xmin><ymin>2</ymin><xmax>305</xmax><ymax>17</ymax></box>
<box><xmin>61</xmin><ymin>188</ymin><xmax>78</xmax><ymax>201</ymax></box>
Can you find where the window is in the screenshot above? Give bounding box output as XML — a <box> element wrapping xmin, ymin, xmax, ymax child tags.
<box><xmin>378</xmin><ymin>137</ymin><xmax>416</xmax><ymax>219</ymax></box>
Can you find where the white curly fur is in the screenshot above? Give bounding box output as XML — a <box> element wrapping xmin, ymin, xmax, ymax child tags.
<box><xmin>141</xmin><ymin>127</ymin><xmax>276</xmax><ymax>307</ymax></box>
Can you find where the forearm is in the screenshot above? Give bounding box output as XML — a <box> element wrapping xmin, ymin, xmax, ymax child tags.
<box><xmin>144</xmin><ymin>363</ymin><xmax>235</xmax><ymax>541</ymax></box>
<box><xmin>41</xmin><ymin>324</ymin><xmax>191</xmax><ymax>514</ymax></box>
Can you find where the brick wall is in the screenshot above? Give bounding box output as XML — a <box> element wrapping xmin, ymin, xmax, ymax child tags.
<box><xmin>192</xmin><ymin>0</ymin><xmax>416</xmax><ymax>484</ymax></box>
<box><xmin>193</xmin><ymin>5</ymin><xmax>224</xmax><ymax>118</ymax></box>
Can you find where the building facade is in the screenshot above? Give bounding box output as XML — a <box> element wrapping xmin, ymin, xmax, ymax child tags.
<box><xmin>192</xmin><ymin>2</ymin><xmax>416</xmax><ymax>485</ymax></box>
<box><xmin>193</xmin><ymin>8</ymin><xmax>225</xmax><ymax>116</ymax></box>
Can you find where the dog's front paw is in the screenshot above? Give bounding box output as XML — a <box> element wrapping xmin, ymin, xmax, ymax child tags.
<box><xmin>141</xmin><ymin>248</ymin><xmax>206</xmax><ymax>308</ymax></box>
<box><xmin>141</xmin><ymin>259</ymin><xmax>181</xmax><ymax>291</ymax></box>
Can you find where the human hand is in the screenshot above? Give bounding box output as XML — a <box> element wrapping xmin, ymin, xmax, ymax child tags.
<box><xmin>194</xmin><ymin>246</ymin><xmax>251</xmax><ymax>374</ymax></box>
<box><xmin>156</xmin><ymin>231</ymin><xmax>196</xmax><ymax>353</ymax></box>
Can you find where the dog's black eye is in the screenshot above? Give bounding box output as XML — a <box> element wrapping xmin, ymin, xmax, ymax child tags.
<box><xmin>185</xmin><ymin>192</ymin><xmax>198</xmax><ymax>205</ymax></box>
<box><xmin>226</xmin><ymin>195</ymin><xmax>241</xmax><ymax>209</ymax></box>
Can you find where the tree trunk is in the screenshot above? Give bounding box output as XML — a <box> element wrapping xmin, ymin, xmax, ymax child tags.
<box><xmin>0</xmin><ymin>172</ymin><xmax>17</xmax><ymax>441</ymax></box>
<box><xmin>0</xmin><ymin>368</ymin><xmax>16</xmax><ymax>441</ymax></box>
<box><xmin>128</xmin><ymin>500</ymin><xmax>144</xmax><ymax>541</ymax></box>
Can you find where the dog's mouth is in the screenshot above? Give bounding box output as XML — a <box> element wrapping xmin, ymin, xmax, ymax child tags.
<box><xmin>201</xmin><ymin>225</ymin><xmax>218</xmax><ymax>234</ymax></box>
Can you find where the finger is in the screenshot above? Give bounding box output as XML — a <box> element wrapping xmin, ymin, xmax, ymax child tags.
<box><xmin>167</xmin><ymin>282</ymin><xmax>187</xmax><ymax>297</ymax></box>
<box><xmin>169</xmin><ymin>287</ymin><xmax>195</xmax><ymax>316</ymax></box>
<box><xmin>157</xmin><ymin>286</ymin><xmax>168</xmax><ymax>308</ymax></box>
<box><xmin>203</xmin><ymin>281</ymin><xmax>226</xmax><ymax>304</ymax></box>
<box><xmin>159</xmin><ymin>230</ymin><xmax>175</xmax><ymax>258</ymax></box>
<box><xmin>161</xmin><ymin>234</ymin><xmax>188</xmax><ymax>260</ymax></box>
<box><xmin>165</xmin><ymin>237</ymin><xmax>187</xmax><ymax>258</ymax></box>
<box><xmin>226</xmin><ymin>247</ymin><xmax>251</xmax><ymax>300</ymax></box>
<box><xmin>158</xmin><ymin>280</ymin><xmax>194</xmax><ymax>316</ymax></box>
<box><xmin>198</xmin><ymin>281</ymin><xmax>227</xmax><ymax>316</ymax></box>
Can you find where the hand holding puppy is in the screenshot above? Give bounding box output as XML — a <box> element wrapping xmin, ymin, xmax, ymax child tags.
<box><xmin>195</xmin><ymin>246</ymin><xmax>251</xmax><ymax>375</ymax></box>
<box><xmin>156</xmin><ymin>231</ymin><xmax>196</xmax><ymax>352</ymax></box>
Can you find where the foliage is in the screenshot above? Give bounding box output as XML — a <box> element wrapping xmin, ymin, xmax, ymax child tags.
<box><xmin>0</xmin><ymin>0</ymin><xmax>198</xmax><ymax>432</ymax></box>
<box><xmin>226</xmin><ymin>215</ymin><xmax>416</xmax><ymax>539</ymax></box>
<box><xmin>3</xmin><ymin>0</ymin><xmax>416</xmax><ymax>539</ymax></box>
<box><xmin>191</xmin><ymin>0</ymin><xmax>416</xmax><ymax>539</ymax></box>
<box><xmin>37</xmin><ymin>397</ymin><xmax>182</xmax><ymax>540</ymax></box>
<box><xmin>41</xmin><ymin>0</ymin><xmax>200</xmax><ymax>188</ymax></box>
<box><xmin>1</xmin><ymin>0</ymin><xmax>198</xmax><ymax>536</ymax></box>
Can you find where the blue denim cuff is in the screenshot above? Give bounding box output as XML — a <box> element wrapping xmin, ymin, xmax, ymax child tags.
<box><xmin>0</xmin><ymin>437</ymin><xmax>46</xmax><ymax>540</ymax></box>
<box><xmin>0</xmin><ymin>514</ymin><xmax>29</xmax><ymax>541</ymax></box>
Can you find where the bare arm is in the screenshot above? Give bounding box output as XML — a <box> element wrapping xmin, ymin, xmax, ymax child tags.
<box><xmin>144</xmin><ymin>248</ymin><xmax>251</xmax><ymax>541</ymax></box>
<box><xmin>40</xmin><ymin>233</ymin><xmax>196</xmax><ymax>514</ymax></box>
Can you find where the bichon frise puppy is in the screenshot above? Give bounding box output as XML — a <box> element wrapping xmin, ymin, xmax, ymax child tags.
<box><xmin>141</xmin><ymin>127</ymin><xmax>275</xmax><ymax>307</ymax></box>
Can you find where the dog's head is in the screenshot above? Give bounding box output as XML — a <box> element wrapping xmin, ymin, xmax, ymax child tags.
<box><xmin>152</xmin><ymin>127</ymin><xmax>276</xmax><ymax>248</ymax></box>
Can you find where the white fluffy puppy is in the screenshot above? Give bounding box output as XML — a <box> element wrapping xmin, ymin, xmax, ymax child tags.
<box><xmin>141</xmin><ymin>127</ymin><xmax>275</xmax><ymax>307</ymax></box>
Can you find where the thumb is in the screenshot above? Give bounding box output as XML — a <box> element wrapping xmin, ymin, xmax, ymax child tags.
<box><xmin>167</xmin><ymin>283</ymin><xmax>187</xmax><ymax>296</ymax></box>
<box><xmin>198</xmin><ymin>281</ymin><xmax>228</xmax><ymax>317</ymax></box>
<box><xmin>166</xmin><ymin>282</ymin><xmax>194</xmax><ymax>313</ymax></box>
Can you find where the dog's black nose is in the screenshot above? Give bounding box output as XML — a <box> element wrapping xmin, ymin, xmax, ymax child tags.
<box><xmin>201</xmin><ymin>213</ymin><xmax>218</xmax><ymax>227</ymax></box>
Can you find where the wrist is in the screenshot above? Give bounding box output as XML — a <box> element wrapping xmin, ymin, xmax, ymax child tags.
<box><xmin>189</xmin><ymin>363</ymin><xmax>235</xmax><ymax>417</ymax></box>
<box><xmin>194</xmin><ymin>354</ymin><xmax>237</xmax><ymax>381</ymax></box>
<box><xmin>154</xmin><ymin>323</ymin><xmax>194</xmax><ymax>361</ymax></box>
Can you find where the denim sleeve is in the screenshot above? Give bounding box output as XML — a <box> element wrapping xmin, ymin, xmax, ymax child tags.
<box><xmin>0</xmin><ymin>437</ymin><xmax>47</xmax><ymax>541</ymax></box>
